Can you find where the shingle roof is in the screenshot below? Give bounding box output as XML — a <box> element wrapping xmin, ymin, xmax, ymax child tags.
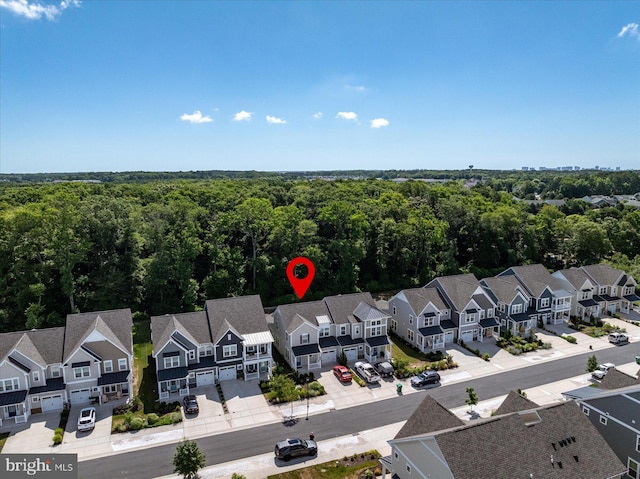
<box><xmin>0</xmin><ymin>327</ymin><xmax>65</xmax><ymax>368</ymax></box>
<box><xmin>399</xmin><ymin>288</ymin><xmax>447</xmax><ymax>315</ymax></box>
<box><xmin>63</xmin><ymin>309</ymin><xmax>133</xmax><ymax>362</ymax></box>
<box><xmin>493</xmin><ymin>390</ymin><xmax>538</xmax><ymax>416</ymax></box>
<box><xmin>394</xmin><ymin>395</ymin><xmax>464</xmax><ymax>439</ymax></box>
<box><xmin>151</xmin><ymin>311</ymin><xmax>209</xmax><ymax>355</ymax></box>
<box><xmin>580</xmin><ymin>264</ymin><xmax>624</xmax><ymax>287</ymax></box>
<box><xmin>274</xmin><ymin>300</ymin><xmax>331</xmax><ymax>331</ymax></box>
<box><xmin>480</xmin><ymin>276</ymin><xmax>524</xmax><ymax>305</ymax></box>
<box><xmin>424</xmin><ymin>274</ymin><xmax>481</xmax><ymax>311</ymax></box>
<box><xmin>555</xmin><ymin>267</ymin><xmax>592</xmax><ymax>290</ymax></box>
<box><xmin>599</xmin><ymin>368</ymin><xmax>639</xmax><ymax>390</ymax></box>
<box><xmin>434</xmin><ymin>401</ymin><xmax>626</xmax><ymax>479</ymax></box>
<box><xmin>323</xmin><ymin>292</ymin><xmax>379</xmax><ymax>325</ymax></box>
<box><xmin>500</xmin><ymin>264</ymin><xmax>555</xmax><ymax>298</ymax></box>
<box><xmin>205</xmin><ymin>295</ymin><xmax>269</xmax><ymax>343</ymax></box>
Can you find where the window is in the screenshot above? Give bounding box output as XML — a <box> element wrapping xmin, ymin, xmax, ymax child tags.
<box><xmin>636</xmin><ymin>435</ymin><xmax>640</xmax><ymax>453</ymax></box>
<box><xmin>465</xmin><ymin>314</ymin><xmax>475</xmax><ymax>324</ymax></box>
<box><xmin>512</xmin><ymin>304</ymin><xmax>522</xmax><ymax>314</ymax></box>
<box><xmin>32</xmin><ymin>371</ymin><xmax>40</xmax><ymax>382</ymax></box>
<box><xmin>487</xmin><ymin>308</ymin><xmax>494</xmax><ymax>318</ymax></box>
<box><xmin>104</xmin><ymin>384</ymin><xmax>117</xmax><ymax>394</ymax></box>
<box><xmin>340</xmin><ymin>325</ymin><xmax>347</xmax><ymax>336</ymax></box>
<box><xmin>499</xmin><ymin>304</ymin><xmax>506</xmax><ymax>313</ymax></box>
<box><xmin>223</xmin><ymin>345</ymin><xmax>237</xmax><ymax>358</ymax></box>
<box><xmin>73</xmin><ymin>366</ymin><xmax>91</xmax><ymax>379</ymax></box>
<box><xmin>246</xmin><ymin>345</ymin><xmax>256</xmax><ymax>354</ymax></box>
<box><xmin>51</xmin><ymin>366</ymin><xmax>61</xmax><ymax>378</ymax></box>
<box><xmin>295</xmin><ymin>357</ymin><xmax>302</xmax><ymax>368</ymax></box>
<box><xmin>406</xmin><ymin>465</ymin><xmax>411</xmax><ymax>473</ymax></box>
<box><xmin>582</xmin><ymin>406</ymin><xmax>589</xmax><ymax>416</ymax></box>
<box><xmin>599</xmin><ymin>287</ymin><xmax>607</xmax><ymax>295</ymax></box>
<box><xmin>300</xmin><ymin>334</ymin><xmax>310</xmax><ymax>345</ymax></box>
<box><xmin>0</xmin><ymin>378</ymin><xmax>19</xmax><ymax>392</ymax></box>
<box><xmin>188</xmin><ymin>350</ymin><xmax>196</xmax><ymax>360</ymax></box>
<box><xmin>394</xmin><ymin>452</ymin><xmax>398</xmax><ymax>459</ymax></box>
<box><xmin>104</xmin><ymin>360</ymin><xmax>113</xmax><ymax>373</ymax></box>
<box><xmin>540</xmin><ymin>298</ymin><xmax>550</xmax><ymax>308</ymax></box>
<box><xmin>629</xmin><ymin>458</ymin><xmax>640</xmax><ymax>479</ymax></box>
<box><xmin>424</xmin><ymin>317</ymin><xmax>435</xmax><ymax>327</ymax></box>
<box><xmin>599</xmin><ymin>415</ymin><xmax>608</xmax><ymax>425</ymax></box>
<box><xmin>199</xmin><ymin>345</ymin><xmax>213</xmax><ymax>357</ymax></box>
<box><xmin>391</xmin><ymin>320</ymin><xmax>397</xmax><ymax>331</ymax></box>
<box><xmin>479</xmin><ymin>310</ymin><xmax>485</xmax><ymax>320</ymax></box>
<box><xmin>407</xmin><ymin>330</ymin><xmax>414</xmax><ymax>342</ymax></box>
<box><xmin>118</xmin><ymin>358</ymin><xmax>127</xmax><ymax>370</ymax></box>
<box><xmin>392</xmin><ymin>305</ymin><xmax>396</xmax><ymax>315</ymax></box>
<box><xmin>409</xmin><ymin>315</ymin><xmax>413</xmax><ymax>325</ymax></box>
<box><xmin>163</xmin><ymin>357</ymin><xmax>180</xmax><ymax>369</ymax></box>
<box><xmin>417</xmin><ymin>336</ymin><xmax>423</xmax><ymax>346</ymax></box>
<box><xmin>32</xmin><ymin>396</ymin><xmax>40</xmax><ymax>402</ymax></box>
<box><xmin>319</xmin><ymin>327</ymin><xmax>330</xmax><ymax>338</ymax></box>
<box><xmin>353</xmin><ymin>325</ymin><xmax>360</xmax><ymax>335</ymax></box>
<box><xmin>285</xmin><ymin>332</ymin><xmax>290</xmax><ymax>343</ymax></box>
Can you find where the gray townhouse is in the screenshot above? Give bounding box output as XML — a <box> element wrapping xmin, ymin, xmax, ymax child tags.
<box><xmin>270</xmin><ymin>292</ymin><xmax>391</xmax><ymax>371</ymax></box>
<box><xmin>497</xmin><ymin>263</ymin><xmax>573</xmax><ymax>325</ymax></box>
<box><xmin>0</xmin><ymin>309</ymin><xmax>133</xmax><ymax>426</ymax></box>
<box><xmin>151</xmin><ymin>295</ymin><xmax>273</xmax><ymax>401</ymax></box>
<box><xmin>387</xmin><ymin>287</ymin><xmax>451</xmax><ymax>353</ymax></box>
<box><xmin>480</xmin><ymin>275</ymin><xmax>534</xmax><ymax>337</ymax></box>
<box><xmin>380</xmin><ymin>395</ymin><xmax>626</xmax><ymax>479</ymax></box>
<box><xmin>553</xmin><ymin>264</ymin><xmax>639</xmax><ymax>320</ymax></box>
<box><xmin>577</xmin><ymin>386</ymin><xmax>640</xmax><ymax>479</ymax></box>
<box><xmin>422</xmin><ymin>274</ymin><xmax>499</xmax><ymax>344</ymax></box>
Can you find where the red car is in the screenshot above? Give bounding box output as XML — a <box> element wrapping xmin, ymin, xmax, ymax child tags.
<box><xmin>332</xmin><ymin>365</ymin><xmax>352</xmax><ymax>383</ymax></box>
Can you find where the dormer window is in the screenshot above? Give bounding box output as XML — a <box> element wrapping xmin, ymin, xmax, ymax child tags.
<box><xmin>51</xmin><ymin>366</ymin><xmax>61</xmax><ymax>378</ymax></box>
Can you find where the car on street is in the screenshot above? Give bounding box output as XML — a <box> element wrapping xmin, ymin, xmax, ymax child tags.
<box><xmin>592</xmin><ymin>363</ymin><xmax>615</xmax><ymax>380</ymax></box>
<box><xmin>274</xmin><ymin>438</ymin><xmax>317</xmax><ymax>461</ymax></box>
<box><xmin>332</xmin><ymin>365</ymin><xmax>352</xmax><ymax>383</ymax></box>
<box><xmin>411</xmin><ymin>370</ymin><xmax>441</xmax><ymax>388</ymax></box>
<box><xmin>182</xmin><ymin>395</ymin><xmax>199</xmax><ymax>414</ymax></box>
<box><xmin>77</xmin><ymin>407</ymin><xmax>96</xmax><ymax>432</ymax></box>
<box><xmin>608</xmin><ymin>332</ymin><xmax>629</xmax><ymax>344</ymax></box>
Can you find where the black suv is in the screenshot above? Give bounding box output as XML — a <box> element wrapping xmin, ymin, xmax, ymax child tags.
<box><xmin>182</xmin><ymin>395</ymin><xmax>199</xmax><ymax>414</ymax></box>
<box><xmin>410</xmin><ymin>370</ymin><xmax>441</xmax><ymax>388</ymax></box>
<box><xmin>274</xmin><ymin>438</ymin><xmax>317</xmax><ymax>461</ymax></box>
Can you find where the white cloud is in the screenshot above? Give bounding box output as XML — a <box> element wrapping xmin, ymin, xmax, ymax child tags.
<box><xmin>370</xmin><ymin>118</ymin><xmax>389</xmax><ymax>128</ymax></box>
<box><xmin>336</xmin><ymin>111</ymin><xmax>358</xmax><ymax>121</ymax></box>
<box><xmin>0</xmin><ymin>0</ymin><xmax>81</xmax><ymax>21</ymax></box>
<box><xmin>234</xmin><ymin>110</ymin><xmax>253</xmax><ymax>121</ymax></box>
<box><xmin>180</xmin><ymin>111</ymin><xmax>213</xmax><ymax>124</ymax></box>
<box><xmin>618</xmin><ymin>23</ymin><xmax>640</xmax><ymax>40</ymax></box>
<box><xmin>266</xmin><ymin>115</ymin><xmax>286</xmax><ymax>124</ymax></box>
<box><xmin>313</xmin><ymin>112</ymin><xmax>323</xmax><ymax>120</ymax></box>
<box><xmin>346</xmin><ymin>84</ymin><xmax>365</xmax><ymax>92</ymax></box>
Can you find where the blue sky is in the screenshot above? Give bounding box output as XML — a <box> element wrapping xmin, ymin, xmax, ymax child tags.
<box><xmin>0</xmin><ymin>1</ymin><xmax>638</xmax><ymax>173</ymax></box>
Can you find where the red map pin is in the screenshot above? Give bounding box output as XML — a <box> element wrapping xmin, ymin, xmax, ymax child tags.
<box><xmin>286</xmin><ymin>256</ymin><xmax>315</xmax><ymax>299</ymax></box>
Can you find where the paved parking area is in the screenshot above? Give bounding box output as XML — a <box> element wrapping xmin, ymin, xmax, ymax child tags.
<box><xmin>0</xmin><ymin>411</ymin><xmax>60</xmax><ymax>454</ymax></box>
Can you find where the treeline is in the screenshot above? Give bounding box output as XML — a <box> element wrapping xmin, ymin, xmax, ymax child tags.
<box><xmin>1</xmin><ymin>174</ymin><xmax>639</xmax><ymax>333</ymax></box>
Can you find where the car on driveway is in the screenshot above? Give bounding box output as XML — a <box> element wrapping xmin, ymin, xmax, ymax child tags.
<box><xmin>182</xmin><ymin>395</ymin><xmax>199</xmax><ymax>414</ymax></box>
<box><xmin>77</xmin><ymin>407</ymin><xmax>96</xmax><ymax>432</ymax></box>
<box><xmin>274</xmin><ymin>438</ymin><xmax>317</xmax><ymax>461</ymax></box>
<box><xmin>592</xmin><ymin>363</ymin><xmax>615</xmax><ymax>380</ymax></box>
<box><xmin>332</xmin><ymin>365</ymin><xmax>352</xmax><ymax>383</ymax></box>
<box><xmin>411</xmin><ymin>370</ymin><xmax>441</xmax><ymax>388</ymax></box>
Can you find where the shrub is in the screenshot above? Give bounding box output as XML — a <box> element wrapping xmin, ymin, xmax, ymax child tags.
<box><xmin>52</xmin><ymin>433</ymin><xmax>63</xmax><ymax>445</ymax></box>
<box><xmin>147</xmin><ymin>413</ymin><xmax>159</xmax><ymax>425</ymax></box>
<box><xmin>437</xmin><ymin>359</ymin><xmax>448</xmax><ymax>370</ymax></box>
<box><xmin>170</xmin><ymin>412</ymin><xmax>182</xmax><ymax>424</ymax></box>
<box><xmin>54</xmin><ymin>427</ymin><xmax>64</xmax><ymax>436</ymax></box>
<box><xmin>482</xmin><ymin>352</ymin><xmax>490</xmax><ymax>361</ymax></box>
<box><xmin>129</xmin><ymin>417</ymin><xmax>145</xmax><ymax>430</ymax></box>
<box><xmin>561</xmin><ymin>334</ymin><xmax>577</xmax><ymax>344</ymax></box>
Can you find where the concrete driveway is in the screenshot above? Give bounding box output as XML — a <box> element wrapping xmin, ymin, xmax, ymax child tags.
<box><xmin>1</xmin><ymin>411</ymin><xmax>61</xmax><ymax>454</ymax></box>
<box><xmin>56</xmin><ymin>403</ymin><xmax>114</xmax><ymax>456</ymax></box>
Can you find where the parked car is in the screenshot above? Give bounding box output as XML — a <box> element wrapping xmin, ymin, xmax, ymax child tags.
<box><xmin>354</xmin><ymin>361</ymin><xmax>381</xmax><ymax>383</ymax></box>
<box><xmin>375</xmin><ymin>361</ymin><xmax>395</xmax><ymax>378</ymax></box>
<box><xmin>608</xmin><ymin>332</ymin><xmax>629</xmax><ymax>344</ymax></box>
<box><xmin>332</xmin><ymin>365</ymin><xmax>352</xmax><ymax>383</ymax></box>
<box><xmin>411</xmin><ymin>370</ymin><xmax>441</xmax><ymax>388</ymax></box>
<box><xmin>77</xmin><ymin>407</ymin><xmax>96</xmax><ymax>432</ymax></box>
<box><xmin>592</xmin><ymin>363</ymin><xmax>615</xmax><ymax>380</ymax></box>
<box><xmin>182</xmin><ymin>395</ymin><xmax>199</xmax><ymax>414</ymax></box>
<box><xmin>274</xmin><ymin>438</ymin><xmax>318</xmax><ymax>461</ymax></box>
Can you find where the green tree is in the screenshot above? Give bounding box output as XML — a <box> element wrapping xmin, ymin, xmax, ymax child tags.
<box><xmin>268</xmin><ymin>374</ymin><xmax>298</xmax><ymax>417</ymax></box>
<box><xmin>465</xmin><ymin>387</ymin><xmax>478</xmax><ymax>412</ymax></box>
<box><xmin>173</xmin><ymin>439</ymin><xmax>206</xmax><ymax>479</ymax></box>
<box><xmin>587</xmin><ymin>355</ymin><xmax>598</xmax><ymax>373</ymax></box>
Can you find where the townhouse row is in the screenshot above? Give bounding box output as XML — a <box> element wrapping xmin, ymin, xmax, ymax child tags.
<box><xmin>1</xmin><ymin>262</ymin><xmax>636</xmax><ymax>426</ymax></box>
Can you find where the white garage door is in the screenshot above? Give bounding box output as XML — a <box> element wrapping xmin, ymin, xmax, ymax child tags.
<box><xmin>343</xmin><ymin>348</ymin><xmax>358</xmax><ymax>361</ymax></box>
<box><xmin>196</xmin><ymin>371</ymin><xmax>215</xmax><ymax>387</ymax></box>
<box><xmin>41</xmin><ymin>394</ymin><xmax>63</xmax><ymax>412</ymax></box>
<box><xmin>460</xmin><ymin>330</ymin><xmax>474</xmax><ymax>343</ymax></box>
<box><xmin>70</xmin><ymin>389</ymin><xmax>91</xmax><ymax>404</ymax></box>
<box><xmin>218</xmin><ymin>366</ymin><xmax>236</xmax><ymax>381</ymax></box>
<box><xmin>444</xmin><ymin>331</ymin><xmax>455</xmax><ymax>344</ymax></box>
<box><xmin>321</xmin><ymin>350</ymin><xmax>336</xmax><ymax>364</ymax></box>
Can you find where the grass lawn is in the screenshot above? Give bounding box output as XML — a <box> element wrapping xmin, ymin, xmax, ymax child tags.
<box><xmin>132</xmin><ymin>320</ymin><xmax>157</xmax><ymax>412</ymax></box>
<box><xmin>0</xmin><ymin>432</ymin><xmax>9</xmax><ymax>452</ymax></box>
<box><xmin>390</xmin><ymin>336</ymin><xmax>431</xmax><ymax>368</ymax></box>
<box><xmin>267</xmin><ymin>451</ymin><xmax>381</xmax><ymax>479</ymax></box>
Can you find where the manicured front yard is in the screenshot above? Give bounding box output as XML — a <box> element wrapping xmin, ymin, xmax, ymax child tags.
<box><xmin>267</xmin><ymin>450</ymin><xmax>381</xmax><ymax>479</ymax></box>
<box><xmin>390</xmin><ymin>334</ymin><xmax>433</xmax><ymax>368</ymax></box>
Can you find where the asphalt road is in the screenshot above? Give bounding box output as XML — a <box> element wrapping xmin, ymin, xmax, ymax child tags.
<box><xmin>79</xmin><ymin>344</ymin><xmax>638</xmax><ymax>479</ymax></box>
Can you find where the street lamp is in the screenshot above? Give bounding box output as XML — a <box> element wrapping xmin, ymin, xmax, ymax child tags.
<box><xmin>306</xmin><ymin>377</ymin><xmax>309</xmax><ymax>420</ymax></box>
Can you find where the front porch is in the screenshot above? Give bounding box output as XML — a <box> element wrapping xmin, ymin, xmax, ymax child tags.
<box><xmin>0</xmin><ymin>390</ymin><xmax>29</xmax><ymax>426</ymax></box>
<box><xmin>244</xmin><ymin>358</ymin><xmax>272</xmax><ymax>381</ymax></box>
<box><xmin>364</xmin><ymin>335</ymin><xmax>392</xmax><ymax>363</ymax></box>
<box><xmin>478</xmin><ymin>318</ymin><xmax>500</xmax><ymax>342</ymax></box>
<box><xmin>97</xmin><ymin>370</ymin><xmax>131</xmax><ymax>404</ymax></box>
<box><xmin>157</xmin><ymin>366</ymin><xmax>189</xmax><ymax>400</ymax></box>
<box><xmin>505</xmin><ymin>313</ymin><xmax>533</xmax><ymax>337</ymax></box>
<box><xmin>292</xmin><ymin>344</ymin><xmax>322</xmax><ymax>371</ymax></box>
<box><xmin>417</xmin><ymin>326</ymin><xmax>445</xmax><ymax>353</ymax></box>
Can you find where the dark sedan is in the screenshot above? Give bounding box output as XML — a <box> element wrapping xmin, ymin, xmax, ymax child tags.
<box><xmin>182</xmin><ymin>395</ymin><xmax>199</xmax><ymax>414</ymax></box>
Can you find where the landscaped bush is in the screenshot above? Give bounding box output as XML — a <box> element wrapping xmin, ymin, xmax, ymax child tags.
<box><xmin>128</xmin><ymin>417</ymin><xmax>145</xmax><ymax>430</ymax></box>
<box><xmin>146</xmin><ymin>413</ymin><xmax>159</xmax><ymax>425</ymax></box>
<box><xmin>155</xmin><ymin>401</ymin><xmax>181</xmax><ymax>415</ymax></box>
<box><xmin>52</xmin><ymin>433</ymin><xmax>62</xmax><ymax>445</ymax></box>
<box><xmin>561</xmin><ymin>334</ymin><xmax>577</xmax><ymax>344</ymax></box>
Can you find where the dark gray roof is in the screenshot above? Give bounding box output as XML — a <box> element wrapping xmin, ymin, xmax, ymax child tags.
<box><xmin>323</xmin><ymin>292</ymin><xmax>378</xmax><ymax>325</ymax></box>
<box><xmin>440</xmin><ymin>320</ymin><xmax>456</xmax><ymax>330</ymax></box>
<box><xmin>434</xmin><ymin>401</ymin><xmax>626</xmax><ymax>479</ymax></box>
<box><xmin>424</xmin><ymin>274</ymin><xmax>482</xmax><ymax>312</ymax></box>
<box><xmin>479</xmin><ymin>318</ymin><xmax>499</xmax><ymax>328</ymax></box>
<box><xmin>64</xmin><ymin>309</ymin><xmax>133</xmax><ymax>362</ymax></box>
<box><xmin>500</xmin><ymin>264</ymin><xmax>555</xmax><ymax>298</ymax></box>
<box><xmin>480</xmin><ymin>276</ymin><xmax>523</xmax><ymax>304</ymax></box>
<box><xmin>319</xmin><ymin>336</ymin><xmax>339</xmax><ymax>348</ymax></box>
<box><xmin>418</xmin><ymin>325</ymin><xmax>444</xmax><ymax>337</ymax></box>
<box><xmin>0</xmin><ymin>327</ymin><xmax>65</xmax><ymax>368</ymax></box>
<box><xmin>0</xmin><ymin>390</ymin><xmax>27</xmax><ymax>407</ymax></box>
<box><xmin>581</xmin><ymin>264</ymin><xmax>624</xmax><ymax>287</ymax></box>
<box><xmin>274</xmin><ymin>300</ymin><xmax>331</xmax><ymax>331</ymax></box>
<box><xmin>365</xmin><ymin>336</ymin><xmax>390</xmax><ymax>347</ymax></box>
<box><xmin>494</xmin><ymin>390</ymin><xmax>538</xmax><ymax>416</ymax></box>
<box><xmin>291</xmin><ymin>344</ymin><xmax>320</xmax><ymax>356</ymax></box>
<box><xmin>97</xmin><ymin>370</ymin><xmax>130</xmax><ymax>386</ymax></box>
<box><xmin>399</xmin><ymin>288</ymin><xmax>447</xmax><ymax>315</ymax></box>
<box><xmin>337</xmin><ymin>336</ymin><xmax>365</xmax><ymax>346</ymax></box>
<box><xmin>29</xmin><ymin>377</ymin><xmax>65</xmax><ymax>394</ymax></box>
<box><xmin>151</xmin><ymin>311</ymin><xmax>210</xmax><ymax>352</ymax></box>
<box><xmin>394</xmin><ymin>395</ymin><xmax>464</xmax><ymax>439</ymax></box>
<box><xmin>599</xmin><ymin>368</ymin><xmax>639</xmax><ymax>390</ymax></box>
<box><xmin>205</xmin><ymin>295</ymin><xmax>268</xmax><ymax>343</ymax></box>
<box><xmin>555</xmin><ymin>267</ymin><xmax>592</xmax><ymax>290</ymax></box>
<box><xmin>157</xmin><ymin>367</ymin><xmax>188</xmax><ymax>381</ymax></box>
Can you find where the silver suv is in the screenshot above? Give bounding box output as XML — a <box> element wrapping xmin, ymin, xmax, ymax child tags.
<box><xmin>274</xmin><ymin>438</ymin><xmax>317</xmax><ymax>461</ymax></box>
<box><xmin>608</xmin><ymin>332</ymin><xmax>629</xmax><ymax>344</ymax></box>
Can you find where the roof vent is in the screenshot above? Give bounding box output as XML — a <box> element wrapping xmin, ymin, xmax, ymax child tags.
<box><xmin>551</xmin><ymin>442</ymin><xmax>556</xmax><ymax>450</ymax></box>
<box><xmin>557</xmin><ymin>461</ymin><xmax>563</xmax><ymax>469</ymax></box>
<box><xmin>571</xmin><ymin>435</ymin><xmax>576</xmax><ymax>442</ymax></box>
<box><xmin>573</xmin><ymin>455</ymin><xmax>579</xmax><ymax>463</ymax></box>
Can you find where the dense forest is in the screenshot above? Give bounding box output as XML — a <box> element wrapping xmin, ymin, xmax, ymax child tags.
<box><xmin>1</xmin><ymin>170</ymin><xmax>639</xmax><ymax>333</ymax></box>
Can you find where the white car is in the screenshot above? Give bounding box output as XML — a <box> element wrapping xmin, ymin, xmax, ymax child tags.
<box><xmin>77</xmin><ymin>407</ymin><xmax>96</xmax><ymax>432</ymax></box>
<box><xmin>592</xmin><ymin>363</ymin><xmax>615</xmax><ymax>380</ymax></box>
